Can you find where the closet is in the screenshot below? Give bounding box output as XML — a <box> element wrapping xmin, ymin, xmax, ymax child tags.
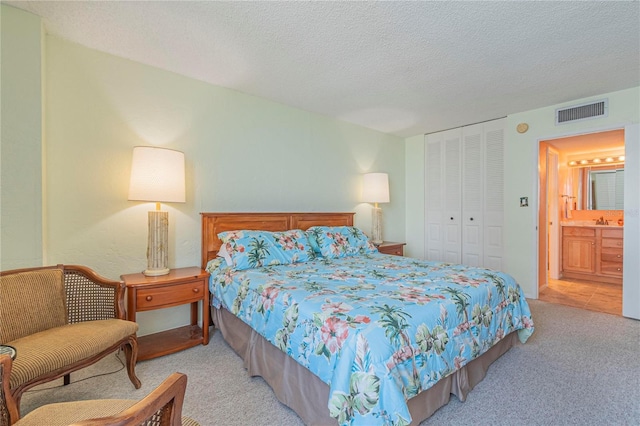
<box><xmin>424</xmin><ymin>118</ymin><xmax>505</xmax><ymax>269</ymax></box>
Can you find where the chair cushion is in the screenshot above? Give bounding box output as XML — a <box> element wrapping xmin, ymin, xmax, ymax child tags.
<box><xmin>8</xmin><ymin>319</ymin><xmax>138</xmax><ymax>389</ymax></box>
<box><xmin>0</xmin><ymin>269</ymin><xmax>67</xmax><ymax>343</ymax></box>
<box><xmin>15</xmin><ymin>399</ymin><xmax>136</xmax><ymax>426</ymax></box>
<box><xmin>16</xmin><ymin>399</ymin><xmax>201</xmax><ymax>426</ymax></box>
<box><xmin>182</xmin><ymin>416</ymin><xmax>202</xmax><ymax>426</ymax></box>
<box><xmin>14</xmin><ymin>399</ymin><xmax>200</xmax><ymax>426</ymax></box>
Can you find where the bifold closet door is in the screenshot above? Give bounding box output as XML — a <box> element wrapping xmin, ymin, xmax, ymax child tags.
<box><xmin>462</xmin><ymin>124</ymin><xmax>484</xmax><ymax>267</ymax></box>
<box><xmin>425</xmin><ymin>133</ymin><xmax>444</xmax><ymax>261</ymax></box>
<box><xmin>425</xmin><ymin>129</ymin><xmax>461</xmax><ymax>263</ymax></box>
<box><xmin>425</xmin><ymin>119</ymin><xmax>504</xmax><ymax>268</ymax></box>
<box><xmin>482</xmin><ymin>119</ymin><xmax>505</xmax><ymax>271</ymax></box>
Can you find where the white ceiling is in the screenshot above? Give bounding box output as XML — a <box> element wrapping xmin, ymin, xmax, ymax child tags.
<box><xmin>6</xmin><ymin>1</ymin><xmax>640</xmax><ymax>137</ymax></box>
<box><xmin>544</xmin><ymin>129</ymin><xmax>625</xmax><ymax>156</ymax></box>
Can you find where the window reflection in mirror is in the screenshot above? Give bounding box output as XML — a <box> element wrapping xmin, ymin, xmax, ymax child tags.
<box><xmin>574</xmin><ymin>165</ymin><xmax>624</xmax><ymax>210</ymax></box>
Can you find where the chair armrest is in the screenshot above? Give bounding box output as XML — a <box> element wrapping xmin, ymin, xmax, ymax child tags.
<box><xmin>62</xmin><ymin>265</ymin><xmax>127</xmax><ymax>322</ymax></box>
<box><xmin>1</xmin><ymin>355</ymin><xmax>20</xmax><ymax>425</ymax></box>
<box><xmin>69</xmin><ymin>373</ymin><xmax>187</xmax><ymax>426</ymax></box>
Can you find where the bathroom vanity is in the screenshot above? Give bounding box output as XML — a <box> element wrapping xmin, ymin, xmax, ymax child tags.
<box><xmin>561</xmin><ymin>224</ymin><xmax>623</xmax><ymax>284</ymax></box>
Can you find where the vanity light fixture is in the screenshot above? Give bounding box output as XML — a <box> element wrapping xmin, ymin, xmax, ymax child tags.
<box><xmin>567</xmin><ymin>155</ymin><xmax>625</xmax><ymax>167</ymax></box>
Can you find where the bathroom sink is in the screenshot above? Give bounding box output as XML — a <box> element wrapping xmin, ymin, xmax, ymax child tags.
<box><xmin>561</xmin><ymin>221</ymin><xmax>622</xmax><ymax>227</ymax></box>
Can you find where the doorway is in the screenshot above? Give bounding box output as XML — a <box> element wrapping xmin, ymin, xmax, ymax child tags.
<box><xmin>537</xmin><ymin>129</ymin><xmax>625</xmax><ymax>316</ymax></box>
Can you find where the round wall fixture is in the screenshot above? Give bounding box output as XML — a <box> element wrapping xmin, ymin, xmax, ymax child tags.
<box><xmin>516</xmin><ymin>123</ymin><xmax>529</xmax><ymax>133</ymax></box>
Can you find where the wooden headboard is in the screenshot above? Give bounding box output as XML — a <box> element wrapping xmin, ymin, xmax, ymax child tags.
<box><xmin>200</xmin><ymin>212</ymin><xmax>354</xmax><ymax>268</ymax></box>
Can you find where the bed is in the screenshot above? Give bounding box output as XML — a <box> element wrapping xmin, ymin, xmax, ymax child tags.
<box><xmin>201</xmin><ymin>212</ymin><xmax>534</xmax><ymax>425</ymax></box>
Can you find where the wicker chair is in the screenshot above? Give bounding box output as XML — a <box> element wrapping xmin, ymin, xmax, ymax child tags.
<box><xmin>1</xmin><ymin>355</ymin><xmax>199</xmax><ymax>426</ymax></box>
<box><xmin>0</xmin><ymin>265</ymin><xmax>141</xmax><ymax>415</ymax></box>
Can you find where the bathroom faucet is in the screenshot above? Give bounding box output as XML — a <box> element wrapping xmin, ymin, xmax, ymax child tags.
<box><xmin>595</xmin><ymin>216</ymin><xmax>608</xmax><ymax>225</ymax></box>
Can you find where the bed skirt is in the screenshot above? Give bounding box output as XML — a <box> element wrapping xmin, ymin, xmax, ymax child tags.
<box><xmin>212</xmin><ymin>306</ymin><xmax>518</xmax><ymax>426</ymax></box>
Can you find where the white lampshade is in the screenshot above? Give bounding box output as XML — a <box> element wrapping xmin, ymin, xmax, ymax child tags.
<box><xmin>128</xmin><ymin>146</ymin><xmax>186</xmax><ymax>203</ymax></box>
<box><xmin>128</xmin><ymin>146</ymin><xmax>185</xmax><ymax>276</ymax></box>
<box><xmin>362</xmin><ymin>173</ymin><xmax>390</xmax><ymax>203</ymax></box>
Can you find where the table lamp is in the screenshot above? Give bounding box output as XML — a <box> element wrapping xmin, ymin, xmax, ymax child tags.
<box><xmin>128</xmin><ymin>146</ymin><xmax>185</xmax><ymax>276</ymax></box>
<box><xmin>362</xmin><ymin>172</ymin><xmax>390</xmax><ymax>246</ymax></box>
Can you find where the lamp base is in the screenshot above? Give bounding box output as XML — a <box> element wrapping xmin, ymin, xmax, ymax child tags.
<box><xmin>145</xmin><ymin>210</ymin><xmax>170</xmax><ymax>276</ymax></box>
<box><xmin>371</xmin><ymin>206</ymin><xmax>383</xmax><ymax>246</ymax></box>
<box><xmin>143</xmin><ymin>267</ymin><xmax>170</xmax><ymax>277</ymax></box>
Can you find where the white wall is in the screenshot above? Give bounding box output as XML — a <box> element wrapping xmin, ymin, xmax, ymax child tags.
<box><xmin>0</xmin><ymin>5</ymin><xmax>43</xmax><ymax>269</ymax></box>
<box><xmin>404</xmin><ymin>87</ymin><xmax>639</xmax><ymax>318</ymax></box>
<box><xmin>504</xmin><ymin>87</ymin><xmax>639</xmax><ymax>304</ymax></box>
<box><xmin>40</xmin><ymin>37</ymin><xmax>405</xmax><ymax>335</ymax></box>
<box><xmin>622</xmin><ymin>124</ymin><xmax>639</xmax><ymax>319</ymax></box>
<box><xmin>404</xmin><ymin>134</ymin><xmax>425</xmax><ymax>259</ymax></box>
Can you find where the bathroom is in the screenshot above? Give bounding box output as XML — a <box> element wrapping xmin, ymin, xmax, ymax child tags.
<box><xmin>538</xmin><ymin>129</ymin><xmax>624</xmax><ymax>315</ymax></box>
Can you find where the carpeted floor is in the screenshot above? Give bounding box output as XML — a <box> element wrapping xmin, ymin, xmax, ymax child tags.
<box><xmin>19</xmin><ymin>300</ymin><xmax>640</xmax><ymax>425</ymax></box>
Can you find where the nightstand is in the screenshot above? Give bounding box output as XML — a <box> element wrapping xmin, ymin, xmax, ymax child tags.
<box><xmin>376</xmin><ymin>241</ymin><xmax>406</xmax><ymax>256</ymax></box>
<box><xmin>121</xmin><ymin>267</ymin><xmax>210</xmax><ymax>361</ymax></box>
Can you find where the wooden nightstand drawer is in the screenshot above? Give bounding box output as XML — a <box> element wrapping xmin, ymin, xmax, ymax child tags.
<box><xmin>136</xmin><ymin>280</ymin><xmax>204</xmax><ymax>310</ymax></box>
<box><xmin>122</xmin><ymin>267</ymin><xmax>210</xmax><ymax>361</ymax></box>
<box><xmin>377</xmin><ymin>242</ymin><xmax>406</xmax><ymax>256</ymax></box>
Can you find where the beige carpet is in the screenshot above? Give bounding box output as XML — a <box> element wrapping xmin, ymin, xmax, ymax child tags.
<box><xmin>19</xmin><ymin>300</ymin><xmax>640</xmax><ymax>425</ymax></box>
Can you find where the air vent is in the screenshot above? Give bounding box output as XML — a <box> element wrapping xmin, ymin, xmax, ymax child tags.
<box><xmin>556</xmin><ymin>99</ymin><xmax>608</xmax><ymax>125</ymax></box>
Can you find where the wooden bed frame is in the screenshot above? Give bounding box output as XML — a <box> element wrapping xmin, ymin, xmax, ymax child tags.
<box><xmin>200</xmin><ymin>212</ymin><xmax>354</xmax><ymax>268</ymax></box>
<box><xmin>200</xmin><ymin>212</ymin><xmax>519</xmax><ymax>425</ymax></box>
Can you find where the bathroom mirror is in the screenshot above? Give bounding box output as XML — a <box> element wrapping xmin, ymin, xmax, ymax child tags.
<box><xmin>574</xmin><ymin>165</ymin><xmax>624</xmax><ymax>210</ymax></box>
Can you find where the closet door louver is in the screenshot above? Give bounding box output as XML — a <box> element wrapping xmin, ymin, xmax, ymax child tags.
<box><xmin>483</xmin><ymin>120</ymin><xmax>505</xmax><ymax>270</ymax></box>
<box><xmin>424</xmin><ymin>118</ymin><xmax>504</xmax><ymax>269</ymax></box>
<box><xmin>443</xmin><ymin>133</ymin><xmax>462</xmax><ymax>263</ymax></box>
<box><xmin>425</xmin><ymin>129</ymin><xmax>462</xmax><ymax>262</ymax></box>
<box><xmin>462</xmin><ymin>125</ymin><xmax>483</xmax><ymax>267</ymax></box>
<box><xmin>425</xmin><ymin>135</ymin><xmax>443</xmax><ymax>261</ymax></box>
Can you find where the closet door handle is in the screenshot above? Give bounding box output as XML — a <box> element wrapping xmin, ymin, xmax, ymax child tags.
<box><xmin>450</xmin><ymin>217</ymin><xmax>454</xmax><ymax>220</ymax></box>
<box><xmin>470</xmin><ymin>217</ymin><xmax>474</xmax><ymax>221</ymax></box>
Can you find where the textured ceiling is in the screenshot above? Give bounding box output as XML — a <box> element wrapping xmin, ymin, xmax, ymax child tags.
<box><xmin>6</xmin><ymin>1</ymin><xmax>640</xmax><ymax>137</ymax></box>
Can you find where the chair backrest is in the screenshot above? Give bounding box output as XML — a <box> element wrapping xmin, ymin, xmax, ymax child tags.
<box><xmin>62</xmin><ymin>267</ymin><xmax>119</xmax><ymax>323</ymax></box>
<box><xmin>1</xmin><ymin>354</ymin><xmax>188</xmax><ymax>426</ymax></box>
<box><xmin>0</xmin><ymin>269</ymin><xmax>68</xmax><ymax>344</ymax></box>
<box><xmin>70</xmin><ymin>373</ymin><xmax>187</xmax><ymax>426</ymax></box>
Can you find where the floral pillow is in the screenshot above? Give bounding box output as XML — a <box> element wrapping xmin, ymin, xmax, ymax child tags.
<box><xmin>271</xmin><ymin>229</ymin><xmax>315</xmax><ymax>263</ymax></box>
<box><xmin>217</xmin><ymin>229</ymin><xmax>314</xmax><ymax>270</ymax></box>
<box><xmin>306</xmin><ymin>226</ymin><xmax>377</xmax><ymax>259</ymax></box>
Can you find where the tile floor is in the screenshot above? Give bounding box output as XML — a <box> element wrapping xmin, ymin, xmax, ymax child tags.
<box><xmin>538</xmin><ymin>276</ymin><xmax>622</xmax><ymax>316</ymax></box>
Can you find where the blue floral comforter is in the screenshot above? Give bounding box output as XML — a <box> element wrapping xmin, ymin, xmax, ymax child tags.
<box><xmin>207</xmin><ymin>253</ymin><xmax>534</xmax><ymax>425</ymax></box>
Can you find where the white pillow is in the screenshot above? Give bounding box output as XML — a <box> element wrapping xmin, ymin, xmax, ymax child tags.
<box><xmin>217</xmin><ymin>243</ymin><xmax>233</xmax><ymax>266</ymax></box>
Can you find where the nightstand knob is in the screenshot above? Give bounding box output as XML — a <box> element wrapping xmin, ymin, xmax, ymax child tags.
<box><xmin>145</xmin><ymin>296</ymin><xmax>153</xmax><ymax>301</ymax></box>
<box><xmin>450</xmin><ymin>217</ymin><xmax>454</xmax><ymax>220</ymax></box>
<box><xmin>193</xmin><ymin>288</ymin><xmax>200</xmax><ymax>293</ymax></box>
<box><xmin>617</xmin><ymin>268</ymin><xmax>621</xmax><ymax>271</ymax></box>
